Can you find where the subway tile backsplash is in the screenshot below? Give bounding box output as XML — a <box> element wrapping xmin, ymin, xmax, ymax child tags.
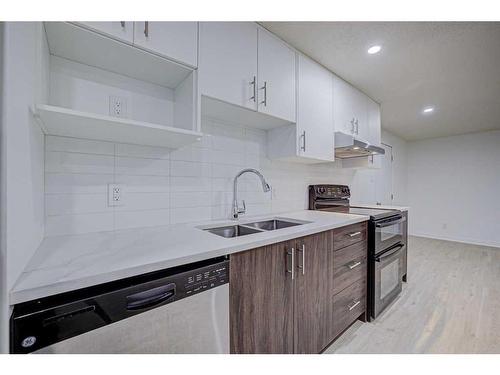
<box><xmin>44</xmin><ymin>118</ymin><xmax>354</xmax><ymax>236</ymax></box>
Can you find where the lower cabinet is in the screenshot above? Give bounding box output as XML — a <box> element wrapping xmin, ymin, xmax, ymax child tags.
<box><xmin>230</xmin><ymin>224</ymin><xmax>368</xmax><ymax>354</ymax></box>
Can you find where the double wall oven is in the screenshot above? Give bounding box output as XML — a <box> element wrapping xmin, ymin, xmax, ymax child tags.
<box><xmin>309</xmin><ymin>184</ymin><xmax>406</xmax><ymax>320</ymax></box>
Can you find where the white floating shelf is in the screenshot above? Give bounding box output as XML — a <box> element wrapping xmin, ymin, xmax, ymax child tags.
<box><xmin>44</xmin><ymin>22</ymin><xmax>193</xmax><ymax>89</ymax></box>
<box><xmin>35</xmin><ymin>105</ymin><xmax>203</xmax><ymax>149</ymax></box>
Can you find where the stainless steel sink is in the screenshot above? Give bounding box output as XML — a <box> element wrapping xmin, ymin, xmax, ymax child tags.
<box><xmin>244</xmin><ymin>219</ymin><xmax>302</xmax><ymax>231</ymax></box>
<box><xmin>202</xmin><ymin>218</ymin><xmax>309</xmax><ymax>238</ymax></box>
<box><xmin>204</xmin><ymin>225</ymin><xmax>262</xmax><ymax>238</ymax></box>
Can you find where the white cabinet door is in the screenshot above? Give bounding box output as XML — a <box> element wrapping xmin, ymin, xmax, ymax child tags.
<box><xmin>333</xmin><ymin>75</ymin><xmax>356</xmax><ymax>135</ymax></box>
<box><xmin>77</xmin><ymin>22</ymin><xmax>134</xmax><ymax>43</ymax></box>
<box><xmin>257</xmin><ymin>29</ymin><xmax>296</xmax><ymax>122</ymax></box>
<box><xmin>351</xmin><ymin>88</ymin><xmax>368</xmax><ymax>140</ymax></box>
<box><xmin>367</xmin><ymin>98</ymin><xmax>381</xmax><ymax>145</ymax></box>
<box><xmin>296</xmin><ymin>54</ymin><xmax>334</xmax><ymax>161</ymax></box>
<box><xmin>199</xmin><ymin>22</ymin><xmax>258</xmax><ymax>111</ymax></box>
<box><xmin>133</xmin><ymin>22</ymin><xmax>198</xmax><ymax>67</ymax></box>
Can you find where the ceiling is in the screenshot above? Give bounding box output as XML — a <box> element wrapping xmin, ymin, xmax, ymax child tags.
<box><xmin>261</xmin><ymin>22</ymin><xmax>500</xmax><ymax>141</ymax></box>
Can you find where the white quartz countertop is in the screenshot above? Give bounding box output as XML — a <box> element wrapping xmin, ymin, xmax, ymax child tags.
<box><xmin>10</xmin><ymin>210</ymin><xmax>369</xmax><ymax>304</ymax></box>
<box><xmin>350</xmin><ymin>203</ymin><xmax>409</xmax><ymax>211</ymax></box>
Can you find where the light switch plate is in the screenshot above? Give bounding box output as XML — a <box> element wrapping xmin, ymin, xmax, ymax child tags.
<box><xmin>108</xmin><ymin>184</ymin><xmax>124</xmax><ymax>206</ymax></box>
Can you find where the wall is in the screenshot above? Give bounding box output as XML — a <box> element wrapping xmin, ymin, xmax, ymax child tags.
<box><xmin>1</xmin><ymin>23</ymin><xmax>47</xmax><ymax>352</ymax></box>
<box><xmin>349</xmin><ymin>129</ymin><xmax>408</xmax><ymax>206</ymax></box>
<box><xmin>407</xmin><ymin>130</ymin><xmax>500</xmax><ymax>247</ymax></box>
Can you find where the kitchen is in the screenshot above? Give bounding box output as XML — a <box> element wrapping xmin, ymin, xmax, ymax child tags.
<box><xmin>1</xmin><ymin>2</ymin><xmax>500</xmax><ymax>370</ymax></box>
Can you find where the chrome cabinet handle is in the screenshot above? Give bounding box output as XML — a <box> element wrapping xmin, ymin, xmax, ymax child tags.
<box><xmin>287</xmin><ymin>247</ymin><xmax>295</xmax><ymax>280</ymax></box>
<box><xmin>300</xmin><ymin>131</ymin><xmax>306</xmax><ymax>152</ymax></box>
<box><xmin>260</xmin><ymin>81</ymin><xmax>267</xmax><ymax>106</ymax></box>
<box><xmin>348</xmin><ymin>300</ymin><xmax>361</xmax><ymax>311</ymax></box>
<box><xmin>120</xmin><ymin>21</ymin><xmax>125</xmax><ymax>29</ymax></box>
<box><xmin>348</xmin><ymin>231</ymin><xmax>361</xmax><ymax>237</ymax></box>
<box><xmin>144</xmin><ymin>21</ymin><xmax>149</xmax><ymax>37</ymax></box>
<box><xmin>297</xmin><ymin>244</ymin><xmax>305</xmax><ymax>275</ymax></box>
<box><xmin>250</xmin><ymin>76</ymin><xmax>256</xmax><ymax>102</ymax></box>
<box><xmin>348</xmin><ymin>261</ymin><xmax>362</xmax><ymax>270</ymax></box>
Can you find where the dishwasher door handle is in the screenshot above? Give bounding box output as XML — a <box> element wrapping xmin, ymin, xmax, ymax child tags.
<box><xmin>126</xmin><ymin>283</ymin><xmax>176</xmax><ymax>311</ymax></box>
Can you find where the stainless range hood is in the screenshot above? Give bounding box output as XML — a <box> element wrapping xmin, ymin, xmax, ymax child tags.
<box><xmin>334</xmin><ymin>132</ymin><xmax>385</xmax><ymax>159</ymax></box>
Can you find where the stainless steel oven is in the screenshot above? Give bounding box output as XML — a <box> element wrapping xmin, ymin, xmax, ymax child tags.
<box><xmin>371</xmin><ymin>243</ymin><xmax>405</xmax><ymax>318</ymax></box>
<box><xmin>374</xmin><ymin>214</ymin><xmax>406</xmax><ymax>252</ymax></box>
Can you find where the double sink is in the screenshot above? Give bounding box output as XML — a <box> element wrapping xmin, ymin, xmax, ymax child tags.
<box><xmin>203</xmin><ymin>219</ymin><xmax>308</xmax><ymax>238</ymax></box>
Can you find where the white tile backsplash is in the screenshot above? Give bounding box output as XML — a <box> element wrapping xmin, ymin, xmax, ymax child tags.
<box><xmin>44</xmin><ymin>118</ymin><xmax>353</xmax><ymax>236</ymax></box>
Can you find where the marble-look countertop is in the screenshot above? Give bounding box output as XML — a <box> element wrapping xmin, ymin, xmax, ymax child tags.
<box><xmin>11</xmin><ymin>210</ymin><xmax>369</xmax><ymax>305</ymax></box>
<box><xmin>350</xmin><ymin>203</ymin><xmax>409</xmax><ymax>211</ymax></box>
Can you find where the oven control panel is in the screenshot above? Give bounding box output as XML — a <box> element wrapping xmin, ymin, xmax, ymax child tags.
<box><xmin>309</xmin><ymin>185</ymin><xmax>350</xmax><ymax>199</ymax></box>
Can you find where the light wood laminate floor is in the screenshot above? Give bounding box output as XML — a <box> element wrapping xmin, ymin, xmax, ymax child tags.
<box><xmin>325</xmin><ymin>236</ymin><xmax>500</xmax><ymax>354</ymax></box>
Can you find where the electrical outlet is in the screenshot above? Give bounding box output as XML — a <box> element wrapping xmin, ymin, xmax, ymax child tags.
<box><xmin>108</xmin><ymin>184</ymin><xmax>124</xmax><ymax>206</ymax></box>
<box><xmin>109</xmin><ymin>96</ymin><xmax>127</xmax><ymax>118</ymax></box>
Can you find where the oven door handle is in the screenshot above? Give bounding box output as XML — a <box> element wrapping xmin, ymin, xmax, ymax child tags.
<box><xmin>375</xmin><ymin>244</ymin><xmax>404</xmax><ymax>262</ymax></box>
<box><xmin>375</xmin><ymin>217</ymin><xmax>405</xmax><ymax>228</ymax></box>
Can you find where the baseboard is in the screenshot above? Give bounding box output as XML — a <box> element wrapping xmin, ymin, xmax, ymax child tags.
<box><xmin>410</xmin><ymin>232</ymin><xmax>500</xmax><ymax>249</ymax></box>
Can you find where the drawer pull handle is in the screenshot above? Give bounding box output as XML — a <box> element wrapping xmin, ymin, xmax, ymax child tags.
<box><xmin>348</xmin><ymin>300</ymin><xmax>361</xmax><ymax>311</ymax></box>
<box><xmin>348</xmin><ymin>231</ymin><xmax>361</xmax><ymax>237</ymax></box>
<box><xmin>287</xmin><ymin>248</ymin><xmax>295</xmax><ymax>280</ymax></box>
<box><xmin>348</xmin><ymin>261</ymin><xmax>362</xmax><ymax>270</ymax></box>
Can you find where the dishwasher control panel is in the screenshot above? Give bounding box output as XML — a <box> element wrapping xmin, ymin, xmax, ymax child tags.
<box><xmin>180</xmin><ymin>261</ymin><xmax>228</xmax><ymax>297</ymax></box>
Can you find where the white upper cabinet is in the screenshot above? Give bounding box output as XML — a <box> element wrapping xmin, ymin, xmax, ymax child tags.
<box><xmin>133</xmin><ymin>22</ymin><xmax>198</xmax><ymax>67</ymax></box>
<box><xmin>268</xmin><ymin>54</ymin><xmax>333</xmax><ymax>163</ymax></box>
<box><xmin>77</xmin><ymin>22</ymin><xmax>134</xmax><ymax>43</ymax></box>
<box><xmin>199</xmin><ymin>22</ymin><xmax>258</xmax><ymax>111</ymax></box>
<box><xmin>257</xmin><ymin>29</ymin><xmax>296</xmax><ymax>122</ymax></box>
<box><xmin>367</xmin><ymin>97</ymin><xmax>381</xmax><ymax>145</ymax></box>
<box><xmin>296</xmin><ymin>54</ymin><xmax>334</xmax><ymax>161</ymax></box>
<box><xmin>333</xmin><ymin>74</ymin><xmax>368</xmax><ymax>140</ymax></box>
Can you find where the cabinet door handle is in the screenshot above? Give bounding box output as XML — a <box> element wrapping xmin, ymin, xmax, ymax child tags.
<box><xmin>287</xmin><ymin>247</ymin><xmax>295</xmax><ymax>280</ymax></box>
<box><xmin>348</xmin><ymin>231</ymin><xmax>361</xmax><ymax>237</ymax></box>
<box><xmin>120</xmin><ymin>21</ymin><xmax>125</xmax><ymax>29</ymax></box>
<box><xmin>348</xmin><ymin>300</ymin><xmax>361</xmax><ymax>311</ymax></box>
<box><xmin>348</xmin><ymin>261</ymin><xmax>362</xmax><ymax>270</ymax></box>
<box><xmin>144</xmin><ymin>21</ymin><xmax>149</xmax><ymax>37</ymax></box>
<box><xmin>300</xmin><ymin>131</ymin><xmax>306</xmax><ymax>152</ymax></box>
<box><xmin>260</xmin><ymin>81</ymin><xmax>267</xmax><ymax>107</ymax></box>
<box><xmin>297</xmin><ymin>244</ymin><xmax>305</xmax><ymax>275</ymax></box>
<box><xmin>249</xmin><ymin>76</ymin><xmax>256</xmax><ymax>102</ymax></box>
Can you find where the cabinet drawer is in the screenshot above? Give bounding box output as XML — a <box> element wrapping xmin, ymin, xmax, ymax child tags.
<box><xmin>332</xmin><ymin>241</ymin><xmax>367</xmax><ymax>295</ymax></box>
<box><xmin>332</xmin><ymin>279</ymin><xmax>366</xmax><ymax>339</ymax></box>
<box><xmin>333</xmin><ymin>222</ymin><xmax>367</xmax><ymax>251</ymax></box>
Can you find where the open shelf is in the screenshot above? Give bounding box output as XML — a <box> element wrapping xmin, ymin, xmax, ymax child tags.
<box><xmin>35</xmin><ymin>105</ymin><xmax>203</xmax><ymax>149</ymax></box>
<box><xmin>44</xmin><ymin>22</ymin><xmax>193</xmax><ymax>89</ymax></box>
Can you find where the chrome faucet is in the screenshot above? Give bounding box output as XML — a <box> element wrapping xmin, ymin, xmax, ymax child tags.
<box><xmin>232</xmin><ymin>168</ymin><xmax>271</xmax><ymax>219</ymax></box>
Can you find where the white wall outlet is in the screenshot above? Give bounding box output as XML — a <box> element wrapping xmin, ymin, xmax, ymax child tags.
<box><xmin>109</xmin><ymin>96</ymin><xmax>127</xmax><ymax>118</ymax></box>
<box><xmin>108</xmin><ymin>184</ymin><xmax>124</xmax><ymax>207</ymax></box>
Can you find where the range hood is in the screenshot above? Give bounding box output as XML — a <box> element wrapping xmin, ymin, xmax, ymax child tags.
<box><xmin>334</xmin><ymin>132</ymin><xmax>385</xmax><ymax>159</ymax></box>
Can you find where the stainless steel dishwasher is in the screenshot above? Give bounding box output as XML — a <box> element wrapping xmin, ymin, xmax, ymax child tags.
<box><xmin>10</xmin><ymin>257</ymin><xmax>229</xmax><ymax>354</ymax></box>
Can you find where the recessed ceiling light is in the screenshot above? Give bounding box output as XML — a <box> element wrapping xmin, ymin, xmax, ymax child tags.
<box><xmin>353</xmin><ymin>146</ymin><xmax>360</xmax><ymax>150</ymax></box>
<box><xmin>367</xmin><ymin>45</ymin><xmax>382</xmax><ymax>55</ymax></box>
<box><xmin>423</xmin><ymin>107</ymin><xmax>434</xmax><ymax>114</ymax></box>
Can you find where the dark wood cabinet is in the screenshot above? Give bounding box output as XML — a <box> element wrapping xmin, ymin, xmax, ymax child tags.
<box><xmin>229</xmin><ymin>240</ymin><xmax>295</xmax><ymax>354</ymax></box>
<box><xmin>230</xmin><ymin>223</ymin><xmax>368</xmax><ymax>354</ymax></box>
<box><xmin>293</xmin><ymin>232</ymin><xmax>330</xmax><ymax>353</ymax></box>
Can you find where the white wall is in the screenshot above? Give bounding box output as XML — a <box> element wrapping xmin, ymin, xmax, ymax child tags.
<box><xmin>408</xmin><ymin>130</ymin><xmax>500</xmax><ymax>247</ymax></box>
<box><xmin>1</xmin><ymin>23</ymin><xmax>47</xmax><ymax>352</ymax></box>
<box><xmin>349</xmin><ymin>129</ymin><xmax>408</xmax><ymax>206</ymax></box>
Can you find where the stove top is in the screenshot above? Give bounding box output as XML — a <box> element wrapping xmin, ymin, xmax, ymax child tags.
<box><xmin>308</xmin><ymin>184</ymin><xmax>401</xmax><ymax>221</ymax></box>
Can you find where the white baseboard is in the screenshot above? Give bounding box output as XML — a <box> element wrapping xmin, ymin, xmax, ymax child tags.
<box><xmin>410</xmin><ymin>232</ymin><xmax>500</xmax><ymax>249</ymax></box>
